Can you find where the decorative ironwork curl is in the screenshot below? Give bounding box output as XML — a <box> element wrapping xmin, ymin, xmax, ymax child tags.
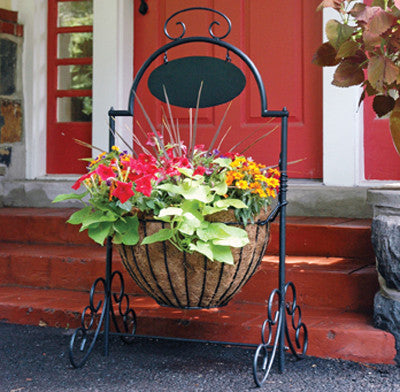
<box><xmin>164</xmin><ymin>7</ymin><xmax>231</xmax><ymax>41</ymax></box>
<box><xmin>253</xmin><ymin>288</ymin><xmax>282</xmax><ymax>387</ymax></box>
<box><xmin>252</xmin><ymin>282</ymin><xmax>308</xmax><ymax>386</ymax></box>
<box><xmin>69</xmin><ymin>272</ymin><xmax>136</xmax><ymax>368</ymax></box>
<box><xmin>284</xmin><ymin>282</ymin><xmax>308</xmax><ymax>358</ymax></box>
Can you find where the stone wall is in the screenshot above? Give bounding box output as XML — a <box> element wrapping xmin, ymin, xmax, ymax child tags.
<box><xmin>0</xmin><ymin>8</ymin><xmax>24</xmax><ymax>180</ymax></box>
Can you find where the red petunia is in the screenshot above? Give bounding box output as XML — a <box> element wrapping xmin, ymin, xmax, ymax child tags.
<box><xmin>193</xmin><ymin>166</ymin><xmax>206</xmax><ymax>176</ymax></box>
<box><xmin>95</xmin><ymin>164</ymin><xmax>117</xmax><ymax>181</ymax></box>
<box><xmin>111</xmin><ymin>181</ymin><xmax>135</xmax><ymax>203</ymax></box>
<box><xmin>135</xmin><ymin>175</ymin><xmax>153</xmax><ymax>197</ymax></box>
<box><xmin>72</xmin><ymin>173</ymin><xmax>92</xmax><ymax>190</ymax></box>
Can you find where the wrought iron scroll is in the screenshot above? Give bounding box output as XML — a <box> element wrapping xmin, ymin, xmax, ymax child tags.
<box><xmin>252</xmin><ymin>283</ymin><xmax>308</xmax><ymax>387</ymax></box>
<box><xmin>69</xmin><ymin>239</ymin><xmax>136</xmax><ymax>368</ymax></box>
<box><xmin>164</xmin><ymin>7</ymin><xmax>232</xmax><ymax>41</ymax></box>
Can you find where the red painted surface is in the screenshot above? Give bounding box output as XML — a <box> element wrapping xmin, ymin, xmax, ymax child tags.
<box><xmin>133</xmin><ymin>0</ymin><xmax>323</xmax><ymax>179</ymax></box>
<box><xmin>0</xmin><ymin>207</ymin><xmax>394</xmax><ymax>364</ymax></box>
<box><xmin>46</xmin><ymin>0</ymin><xmax>92</xmax><ymax>174</ymax></box>
<box><xmin>364</xmin><ymin>95</ymin><xmax>400</xmax><ymax>180</ymax></box>
<box><xmin>0</xmin><ymin>208</ymin><xmax>374</xmax><ymax>258</ymax></box>
<box><xmin>0</xmin><ymin>8</ymin><xmax>18</xmax><ymax>23</ymax></box>
<box><xmin>362</xmin><ymin>0</ymin><xmax>400</xmax><ymax>180</ymax></box>
<box><xmin>0</xmin><ymin>286</ymin><xmax>395</xmax><ymax>364</ymax></box>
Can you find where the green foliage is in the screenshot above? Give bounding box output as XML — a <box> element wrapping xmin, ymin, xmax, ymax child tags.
<box><xmin>314</xmin><ymin>0</ymin><xmax>400</xmax><ymax>154</ymax></box>
<box><xmin>150</xmin><ymin>173</ymin><xmax>249</xmax><ymax>264</ymax></box>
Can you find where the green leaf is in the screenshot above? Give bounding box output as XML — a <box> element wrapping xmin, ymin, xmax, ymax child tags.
<box><xmin>116</xmin><ymin>200</ymin><xmax>132</xmax><ymax>212</ymax></box>
<box><xmin>212</xmin><ymin>180</ymin><xmax>228</xmax><ymax>195</ymax></box>
<box><xmin>114</xmin><ymin>215</ymin><xmax>139</xmax><ymax>246</ymax></box>
<box><xmin>53</xmin><ymin>191</ymin><xmax>88</xmax><ymax>203</ymax></box>
<box><xmin>158</xmin><ymin>207</ymin><xmax>183</xmax><ymax>217</ymax></box>
<box><xmin>202</xmin><ymin>205</ymin><xmax>226</xmax><ymax>216</ymax></box>
<box><xmin>213</xmin><ymin>157</ymin><xmax>232</xmax><ymax>168</ymax></box>
<box><xmin>215</xmin><ymin>198</ymin><xmax>248</xmax><ymax>209</ymax></box>
<box><xmin>141</xmin><ymin>228</ymin><xmax>173</xmax><ymax>245</ymax></box>
<box><xmin>336</xmin><ymin>40</ymin><xmax>359</xmax><ymax>59</ymax></box>
<box><xmin>88</xmin><ymin>222</ymin><xmax>113</xmax><ymax>245</ymax></box>
<box><xmin>177</xmin><ymin>167</ymin><xmax>194</xmax><ymax>177</ymax></box>
<box><xmin>209</xmin><ymin>244</ymin><xmax>234</xmax><ymax>265</ymax></box>
<box><xmin>80</xmin><ymin>210</ymin><xmax>117</xmax><ymax>230</ymax></box>
<box><xmin>67</xmin><ymin>206</ymin><xmax>92</xmax><ymax>225</ymax></box>
<box><xmin>178</xmin><ymin>212</ymin><xmax>202</xmax><ymax>235</ymax></box>
<box><xmin>179</xmin><ymin>182</ymin><xmax>213</xmax><ymax>203</ymax></box>
<box><xmin>189</xmin><ymin>241</ymin><xmax>214</xmax><ymax>261</ymax></box>
<box><xmin>325</xmin><ymin>20</ymin><xmax>355</xmax><ymax>50</ymax></box>
<box><xmin>211</xmin><ymin>224</ymin><xmax>249</xmax><ymax>247</ymax></box>
<box><xmin>157</xmin><ymin>183</ymin><xmax>180</xmax><ymax>194</ymax></box>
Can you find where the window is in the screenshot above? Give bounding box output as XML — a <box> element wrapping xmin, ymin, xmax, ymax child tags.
<box><xmin>47</xmin><ymin>0</ymin><xmax>93</xmax><ymax>174</ymax></box>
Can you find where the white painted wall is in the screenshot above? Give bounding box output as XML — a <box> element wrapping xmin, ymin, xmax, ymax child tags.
<box><xmin>92</xmin><ymin>0</ymin><xmax>133</xmax><ymax>154</ymax></box>
<box><xmin>322</xmin><ymin>7</ymin><xmax>364</xmax><ymax>186</ymax></box>
<box><xmin>12</xmin><ymin>0</ymin><xmax>47</xmax><ymax>179</ymax></box>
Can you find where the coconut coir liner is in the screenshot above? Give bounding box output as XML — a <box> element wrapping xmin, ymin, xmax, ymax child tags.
<box><xmin>116</xmin><ymin>209</ymin><xmax>270</xmax><ymax>308</ymax></box>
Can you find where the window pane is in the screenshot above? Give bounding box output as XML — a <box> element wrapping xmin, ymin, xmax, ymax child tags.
<box><xmin>58</xmin><ymin>65</ymin><xmax>92</xmax><ymax>90</ymax></box>
<box><xmin>58</xmin><ymin>32</ymin><xmax>92</xmax><ymax>58</ymax></box>
<box><xmin>57</xmin><ymin>96</ymin><xmax>92</xmax><ymax>122</ymax></box>
<box><xmin>58</xmin><ymin>1</ymin><xmax>93</xmax><ymax>27</ymax></box>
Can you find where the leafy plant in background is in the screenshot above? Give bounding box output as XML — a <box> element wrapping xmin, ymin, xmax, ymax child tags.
<box><xmin>313</xmin><ymin>0</ymin><xmax>400</xmax><ymax>153</ymax></box>
<box><xmin>54</xmin><ymin>103</ymin><xmax>280</xmax><ymax>265</ymax></box>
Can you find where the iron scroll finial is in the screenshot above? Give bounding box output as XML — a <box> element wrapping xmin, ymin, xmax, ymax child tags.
<box><xmin>163</xmin><ymin>7</ymin><xmax>232</xmax><ymax>41</ymax></box>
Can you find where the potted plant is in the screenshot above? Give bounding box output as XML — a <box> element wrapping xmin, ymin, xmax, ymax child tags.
<box><xmin>313</xmin><ymin>0</ymin><xmax>400</xmax><ymax>364</ymax></box>
<box><xmin>54</xmin><ymin>107</ymin><xmax>280</xmax><ymax>309</ymax></box>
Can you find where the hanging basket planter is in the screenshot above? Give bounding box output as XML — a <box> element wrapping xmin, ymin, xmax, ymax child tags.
<box><xmin>116</xmin><ymin>209</ymin><xmax>270</xmax><ymax>309</ymax></box>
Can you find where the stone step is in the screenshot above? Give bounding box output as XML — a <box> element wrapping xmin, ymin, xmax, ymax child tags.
<box><xmin>0</xmin><ymin>208</ymin><xmax>375</xmax><ymax>258</ymax></box>
<box><xmin>0</xmin><ymin>242</ymin><xmax>378</xmax><ymax>312</ymax></box>
<box><xmin>0</xmin><ymin>286</ymin><xmax>395</xmax><ymax>365</ymax></box>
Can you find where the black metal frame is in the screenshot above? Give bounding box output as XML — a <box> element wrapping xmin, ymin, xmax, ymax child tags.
<box><xmin>68</xmin><ymin>7</ymin><xmax>307</xmax><ymax>387</ymax></box>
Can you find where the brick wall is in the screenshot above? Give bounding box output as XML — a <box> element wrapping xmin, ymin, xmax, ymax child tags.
<box><xmin>0</xmin><ymin>8</ymin><xmax>23</xmax><ymax>177</ymax></box>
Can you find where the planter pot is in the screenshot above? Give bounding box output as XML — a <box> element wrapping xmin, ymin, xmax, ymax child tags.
<box><xmin>116</xmin><ymin>209</ymin><xmax>270</xmax><ymax>309</ymax></box>
<box><xmin>368</xmin><ymin>188</ymin><xmax>400</xmax><ymax>365</ymax></box>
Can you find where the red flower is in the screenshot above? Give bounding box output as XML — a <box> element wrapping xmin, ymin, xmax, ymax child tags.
<box><xmin>135</xmin><ymin>175</ymin><xmax>153</xmax><ymax>197</ymax></box>
<box><xmin>193</xmin><ymin>166</ymin><xmax>206</xmax><ymax>176</ymax></box>
<box><xmin>95</xmin><ymin>164</ymin><xmax>116</xmax><ymax>181</ymax></box>
<box><xmin>72</xmin><ymin>173</ymin><xmax>92</xmax><ymax>190</ymax></box>
<box><xmin>111</xmin><ymin>181</ymin><xmax>134</xmax><ymax>203</ymax></box>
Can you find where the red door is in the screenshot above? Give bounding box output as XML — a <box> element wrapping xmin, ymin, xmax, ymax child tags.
<box><xmin>364</xmin><ymin>97</ymin><xmax>400</xmax><ymax>180</ymax></box>
<box><xmin>133</xmin><ymin>0</ymin><xmax>322</xmax><ymax>178</ymax></box>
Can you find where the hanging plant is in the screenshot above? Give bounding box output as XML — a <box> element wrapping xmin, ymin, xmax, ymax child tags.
<box><xmin>313</xmin><ymin>0</ymin><xmax>400</xmax><ymax>153</ymax></box>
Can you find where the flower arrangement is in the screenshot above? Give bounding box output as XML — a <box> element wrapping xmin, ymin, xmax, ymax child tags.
<box><xmin>54</xmin><ymin>107</ymin><xmax>280</xmax><ymax>265</ymax></box>
<box><xmin>313</xmin><ymin>0</ymin><xmax>400</xmax><ymax>153</ymax></box>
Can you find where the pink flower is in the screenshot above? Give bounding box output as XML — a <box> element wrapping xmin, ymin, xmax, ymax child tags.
<box><xmin>95</xmin><ymin>164</ymin><xmax>116</xmax><ymax>181</ymax></box>
<box><xmin>111</xmin><ymin>181</ymin><xmax>134</xmax><ymax>203</ymax></box>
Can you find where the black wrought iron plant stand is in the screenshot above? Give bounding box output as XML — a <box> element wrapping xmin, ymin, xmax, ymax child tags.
<box><xmin>68</xmin><ymin>8</ymin><xmax>308</xmax><ymax>387</ymax></box>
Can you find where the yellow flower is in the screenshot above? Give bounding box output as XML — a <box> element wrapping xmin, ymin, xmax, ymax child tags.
<box><xmin>111</xmin><ymin>145</ymin><xmax>120</xmax><ymax>152</ymax></box>
<box><xmin>235</xmin><ymin>180</ymin><xmax>249</xmax><ymax>190</ymax></box>
<box><xmin>266</xmin><ymin>177</ymin><xmax>280</xmax><ymax>188</ymax></box>
<box><xmin>254</xmin><ymin>174</ymin><xmax>268</xmax><ymax>182</ymax></box>
<box><xmin>268</xmin><ymin>168</ymin><xmax>280</xmax><ymax>176</ymax></box>
<box><xmin>230</xmin><ymin>157</ymin><xmax>246</xmax><ymax>168</ymax></box>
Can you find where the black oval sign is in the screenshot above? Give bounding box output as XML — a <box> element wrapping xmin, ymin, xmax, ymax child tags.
<box><xmin>148</xmin><ymin>56</ymin><xmax>246</xmax><ymax>108</ymax></box>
